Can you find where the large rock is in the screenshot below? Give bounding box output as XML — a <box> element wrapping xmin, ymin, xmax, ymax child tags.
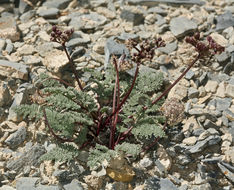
<box><xmin>6</xmin><ymin>144</ymin><xmax>46</xmax><ymax>173</ymax></box>
<box><xmin>0</xmin><ymin>16</ymin><xmax>20</xmax><ymax>42</ymax></box>
<box><xmin>170</xmin><ymin>17</ymin><xmax>197</xmax><ymax>38</ymax></box>
<box><xmin>0</xmin><ymin>60</ymin><xmax>29</xmax><ymax>80</ymax></box>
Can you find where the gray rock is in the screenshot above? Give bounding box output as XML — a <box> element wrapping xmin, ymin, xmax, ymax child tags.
<box><xmin>0</xmin><ymin>81</ymin><xmax>11</xmax><ymax>107</ymax></box>
<box><xmin>176</xmin><ymin>154</ymin><xmax>191</xmax><ymax>165</ymax></box>
<box><xmin>215</xmin><ymin>52</ymin><xmax>230</xmax><ymax>63</ymax></box>
<box><xmin>16</xmin><ymin>177</ymin><xmax>40</xmax><ymax>190</ymax></box>
<box><xmin>179</xmin><ymin>184</ymin><xmax>188</xmax><ymax>190</ymax></box>
<box><xmin>63</xmin><ymin>179</ymin><xmax>84</xmax><ymax>190</ymax></box>
<box><xmin>139</xmin><ymin>157</ymin><xmax>153</xmax><ymax>168</ymax></box>
<box><xmin>217</xmin><ymin>163</ymin><xmax>234</xmax><ymax>183</ymax></box>
<box><xmin>155</xmin><ymin>14</ymin><xmax>166</xmax><ymax>26</ymax></box>
<box><xmin>43</xmin><ymin>0</ymin><xmax>72</xmax><ymax>9</ymax></box>
<box><xmin>0</xmin><ymin>16</ymin><xmax>20</xmax><ymax>42</ymax></box>
<box><xmin>104</xmin><ymin>37</ymin><xmax>129</xmax><ymax>68</ymax></box>
<box><xmin>154</xmin><ymin>159</ymin><xmax>166</xmax><ymax>176</ymax></box>
<box><xmin>198</xmin><ymin>72</ymin><xmax>207</xmax><ymax>85</ymax></box>
<box><xmin>4</xmin><ymin>126</ymin><xmax>27</xmax><ymax>148</ymax></box>
<box><xmin>170</xmin><ymin>17</ymin><xmax>197</xmax><ymax>38</ymax></box>
<box><xmin>203</xmin><ymin>119</ymin><xmax>219</xmax><ymax>130</ymax></box>
<box><xmin>38</xmin><ymin>8</ymin><xmax>59</xmax><ymax>19</ymax></box>
<box><xmin>158</xmin><ymin>41</ymin><xmax>177</xmax><ymax>54</ymax></box>
<box><xmin>69</xmin><ymin>12</ymin><xmax>107</xmax><ymax>31</ymax></box>
<box><xmin>187</xmin><ymin>135</ymin><xmax>221</xmax><ymax>154</ymax></box>
<box><xmin>185</xmin><ymin>70</ymin><xmax>195</xmax><ymax>80</ymax></box>
<box><xmin>19</xmin><ymin>0</ymin><xmax>39</xmax><ymax>14</ymax></box>
<box><xmin>128</xmin><ymin>0</ymin><xmax>205</xmax><ymax>6</ymax></box>
<box><xmin>145</xmin><ymin>176</ymin><xmax>178</xmax><ymax>190</ymax></box>
<box><xmin>53</xmin><ymin>169</ymin><xmax>75</xmax><ymax>183</ymax></box>
<box><xmin>36</xmin><ymin>185</ymin><xmax>60</xmax><ymax>190</ymax></box>
<box><xmin>8</xmin><ymin>83</ymin><xmax>35</xmax><ymax>122</ymax></box>
<box><xmin>20</xmin><ymin>10</ymin><xmax>36</xmax><ymax>23</ymax></box>
<box><xmin>223</xmin><ymin>109</ymin><xmax>234</xmax><ymax>121</ymax></box>
<box><xmin>67</xmin><ymin>38</ymin><xmax>90</xmax><ymax>48</ymax></box>
<box><xmin>216</xmin><ymin>97</ymin><xmax>232</xmax><ymax>111</ymax></box>
<box><xmin>201</xmin><ymin>157</ymin><xmax>222</xmax><ymax>164</ymax></box>
<box><xmin>0</xmin><ymin>60</ymin><xmax>29</xmax><ymax>80</ymax></box>
<box><xmin>0</xmin><ymin>38</ymin><xmax>6</xmax><ymax>53</ymax></box>
<box><xmin>215</xmin><ymin>11</ymin><xmax>234</xmax><ymax>31</ymax></box>
<box><xmin>6</xmin><ymin>144</ymin><xmax>46</xmax><ymax>173</ymax></box>
<box><xmin>0</xmin><ymin>185</ymin><xmax>16</xmax><ymax>190</ymax></box>
<box><xmin>71</xmin><ymin>47</ymin><xmax>85</xmax><ymax>60</ymax></box>
<box><xmin>5</xmin><ymin>39</ymin><xmax>13</xmax><ymax>54</ymax></box>
<box><xmin>224</xmin><ymin>53</ymin><xmax>234</xmax><ymax>74</ymax></box>
<box><xmin>188</xmin><ymin>87</ymin><xmax>199</xmax><ymax>99</ymax></box>
<box><xmin>148</xmin><ymin>7</ymin><xmax>167</xmax><ymax>16</ymax></box>
<box><xmin>117</xmin><ymin>33</ymin><xmax>139</xmax><ymax>41</ymax></box>
<box><xmin>120</xmin><ymin>9</ymin><xmax>144</xmax><ymax>26</ymax></box>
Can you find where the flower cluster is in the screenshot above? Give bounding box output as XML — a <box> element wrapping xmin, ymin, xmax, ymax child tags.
<box><xmin>126</xmin><ymin>37</ymin><xmax>166</xmax><ymax>63</ymax></box>
<box><xmin>50</xmin><ymin>25</ymin><xmax>74</xmax><ymax>45</ymax></box>
<box><xmin>185</xmin><ymin>32</ymin><xmax>225</xmax><ymax>56</ymax></box>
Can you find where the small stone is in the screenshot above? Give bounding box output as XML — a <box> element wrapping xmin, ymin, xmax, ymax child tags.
<box><xmin>0</xmin><ymin>81</ymin><xmax>11</xmax><ymax>107</ymax></box>
<box><xmin>158</xmin><ymin>41</ymin><xmax>177</xmax><ymax>54</ymax></box>
<box><xmin>176</xmin><ymin>154</ymin><xmax>191</xmax><ymax>166</ymax></box>
<box><xmin>210</xmin><ymin>33</ymin><xmax>228</xmax><ymax>47</ymax></box>
<box><xmin>215</xmin><ymin>11</ymin><xmax>234</xmax><ymax>31</ymax></box>
<box><xmin>4</xmin><ymin>126</ymin><xmax>27</xmax><ymax>148</ymax></box>
<box><xmin>225</xmin><ymin>84</ymin><xmax>234</xmax><ymax>98</ymax></box>
<box><xmin>17</xmin><ymin>44</ymin><xmax>36</xmax><ymax>56</ymax></box>
<box><xmin>217</xmin><ymin>163</ymin><xmax>234</xmax><ymax>183</ymax></box>
<box><xmin>93</xmin><ymin>40</ymin><xmax>106</xmax><ymax>55</ymax></box>
<box><xmin>128</xmin><ymin>0</ymin><xmax>205</xmax><ymax>6</ymax></box>
<box><xmin>170</xmin><ymin>17</ymin><xmax>197</xmax><ymax>38</ymax></box>
<box><xmin>42</xmin><ymin>49</ymin><xmax>68</xmax><ymax>76</ymax></box>
<box><xmin>188</xmin><ymin>87</ymin><xmax>199</xmax><ymax>99</ymax></box>
<box><xmin>120</xmin><ymin>9</ymin><xmax>144</xmax><ymax>26</ymax></box>
<box><xmin>139</xmin><ymin>157</ymin><xmax>153</xmax><ymax>168</ymax></box>
<box><xmin>63</xmin><ymin>179</ymin><xmax>83</xmax><ymax>190</ymax></box>
<box><xmin>145</xmin><ymin>176</ymin><xmax>178</xmax><ymax>190</ymax></box>
<box><xmin>168</xmin><ymin>84</ymin><xmax>187</xmax><ymax>100</ymax></box>
<box><xmin>0</xmin><ymin>16</ymin><xmax>20</xmax><ymax>42</ymax></box>
<box><xmin>0</xmin><ymin>185</ymin><xmax>16</xmax><ymax>190</ymax></box>
<box><xmin>203</xmin><ymin>119</ymin><xmax>219</xmax><ymax>130</ymax></box>
<box><xmin>216</xmin><ymin>98</ymin><xmax>232</xmax><ymax>111</ymax></box>
<box><xmin>16</xmin><ymin>177</ymin><xmax>40</xmax><ymax>190</ymax></box>
<box><xmin>43</xmin><ymin>0</ymin><xmax>71</xmax><ymax>9</ymax></box>
<box><xmin>205</xmin><ymin>80</ymin><xmax>218</xmax><ymax>93</ymax></box>
<box><xmin>182</xmin><ymin>136</ymin><xmax>197</xmax><ymax>146</ymax></box>
<box><xmin>216</xmin><ymin>81</ymin><xmax>227</xmax><ymax>98</ymax></box>
<box><xmin>38</xmin><ymin>7</ymin><xmax>59</xmax><ymax>19</ymax></box>
<box><xmin>198</xmin><ymin>131</ymin><xmax>210</xmax><ymax>141</ymax></box>
<box><xmin>185</xmin><ymin>70</ymin><xmax>195</xmax><ymax>80</ymax></box>
<box><xmin>0</xmin><ymin>60</ymin><xmax>28</xmax><ymax>80</ymax></box>
<box><xmin>223</xmin><ymin>109</ymin><xmax>234</xmax><ymax>121</ymax></box>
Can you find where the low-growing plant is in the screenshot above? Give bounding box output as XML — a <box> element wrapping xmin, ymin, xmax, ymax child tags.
<box><xmin>15</xmin><ymin>26</ymin><xmax>224</xmax><ymax>169</ymax></box>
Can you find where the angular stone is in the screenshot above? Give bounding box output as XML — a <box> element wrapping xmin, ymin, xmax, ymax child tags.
<box><xmin>216</xmin><ymin>11</ymin><xmax>234</xmax><ymax>31</ymax></box>
<box><xmin>43</xmin><ymin>0</ymin><xmax>72</xmax><ymax>9</ymax></box>
<box><xmin>0</xmin><ymin>81</ymin><xmax>11</xmax><ymax>107</ymax></box>
<box><xmin>17</xmin><ymin>44</ymin><xmax>36</xmax><ymax>56</ymax></box>
<box><xmin>6</xmin><ymin>144</ymin><xmax>46</xmax><ymax>172</ymax></box>
<box><xmin>69</xmin><ymin>12</ymin><xmax>107</xmax><ymax>31</ymax></box>
<box><xmin>205</xmin><ymin>80</ymin><xmax>218</xmax><ymax>93</ymax></box>
<box><xmin>158</xmin><ymin>41</ymin><xmax>177</xmax><ymax>54</ymax></box>
<box><xmin>145</xmin><ymin>176</ymin><xmax>178</xmax><ymax>190</ymax></box>
<box><xmin>120</xmin><ymin>9</ymin><xmax>144</xmax><ymax>26</ymax></box>
<box><xmin>63</xmin><ymin>179</ymin><xmax>84</xmax><ymax>190</ymax></box>
<box><xmin>170</xmin><ymin>17</ymin><xmax>197</xmax><ymax>38</ymax></box>
<box><xmin>210</xmin><ymin>33</ymin><xmax>228</xmax><ymax>47</ymax></box>
<box><xmin>216</xmin><ymin>81</ymin><xmax>227</xmax><ymax>98</ymax></box>
<box><xmin>168</xmin><ymin>84</ymin><xmax>187</xmax><ymax>100</ymax></box>
<box><xmin>223</xmin><ymin>109</ymin><xmax>234</xmax><ymax>121</ymax></box>
<box><xmin>225</xmin><ymin>84</ymin><xmax>234</xmax><ymax>98</ymax></box>
<box><xmin>0</xmin><ymin>16</ymin><xmax>20</xmax><ymax>42</ymax></box>
<box><xmin>42</xmin><ymin>49</ymin><xmax>68</xmax><ymax>76</ymax></box>
<box><xmin>5</xmin><ymin>126</ymin><xmax>27</xmax><ymax>148</ymax></box>
<box><xmin>16</xmin><ymin>177</ymin><xmax>40</xmax><ymax>190</ymax></box>
<box><xmin>216</xmin><ymin>98</ymin><xmax>232</xmax><ymax>111</ymax></box>
<box><xmin>218</xmin><ymin>163</ymin><xmax>234</xmax><ymax>183</ymax></box>
<box><xmin>188</xmin><ymin>87</ymin><xmax>199</xmax><ymax>99</ymax></box>
<box><xmin>182</xmin><ymin>136</ymin><xmax>197</xmax><ymax>145</ymax></box>
<box><xmin>0</xmin><ymin>185</ymin><xmax>16</xmax><ymax>190</ymax></box>
<box><xmin>38</xmin><ymin>8</ymin><xmax>59</xmax><ymax>19</ymax></box>
<box><xmin>0</xmin><ymin>60</ymin><xmax>28</xmax><ymax>80</ymax></box>
<box><xmin>128</xmin><ymin>0</ymin><xmax>205</xmax><ymax>6</ymax></box>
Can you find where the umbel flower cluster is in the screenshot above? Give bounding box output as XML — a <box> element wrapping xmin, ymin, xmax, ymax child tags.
<box><xmin>15</xmin><ymin>26</ymin><xmax>224</xmax><ymax>169</ymax></box>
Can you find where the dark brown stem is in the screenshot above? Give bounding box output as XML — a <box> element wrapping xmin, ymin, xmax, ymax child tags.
<box><xmin>151</xmin><ymin>53</ymin><xmax>201</xmax><ymax>106</ymax></box>
<box><xmin>62</xmin><ymin>43</ymin><xmax>83</xmax><ymax>91</ymax></box>
<box><xmin>42</xmin><ymin>108</ymin><xmax>74</xmax><ymax>142</ymax></box>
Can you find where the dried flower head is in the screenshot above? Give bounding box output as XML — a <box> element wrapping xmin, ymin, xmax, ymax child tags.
<box><xmin>50</xmin><ymin>25</ymin><xmax>74</xmax><ymax>45</ymax></box>
<box><xmin>185</xmin><ymin>32</ymin><xmax>224</xmax><ymax>56</ymax></box>
<box><xmin>160</xmin><ymin>98</ymin><xmax>184</xmax><ymax>126</ymax></box>
<box><xmin>126</xmin><ymin>37</ymin><xmax>165</xmax><ymax>64</ymax></box>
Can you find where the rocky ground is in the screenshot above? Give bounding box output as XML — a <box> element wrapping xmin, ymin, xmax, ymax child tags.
<box><xmin>0</xmin><ymin>0</ymin><xmax>234</xmax><ymax>189</ymax></box>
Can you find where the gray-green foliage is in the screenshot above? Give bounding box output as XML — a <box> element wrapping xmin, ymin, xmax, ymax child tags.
<box><xmin>14</xmin><ymin>65</ymin><xmax>165</xmax><ymax>169</ymax></box>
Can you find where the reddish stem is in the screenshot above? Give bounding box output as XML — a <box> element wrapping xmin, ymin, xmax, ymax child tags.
<box><xmin>62</xmin><ymin>43</ymin><xmax>83</xmax><ymax>91</ymax></box>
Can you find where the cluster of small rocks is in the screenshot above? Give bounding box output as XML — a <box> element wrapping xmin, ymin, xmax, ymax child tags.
<box><xmin>0</xmin><ymin>0</ymin><xmax>234</xmax><ymax>189</ymax></box>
